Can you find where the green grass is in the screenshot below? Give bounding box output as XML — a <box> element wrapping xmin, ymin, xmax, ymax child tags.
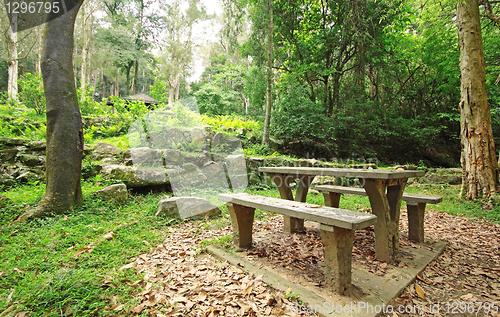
<box><xmin>1</xmin><ymin>176</ymin><xmax>500</xmax><ymax>316</ymax></box>
<box><xmin>0</xmin><ymin>181</ymin><xmax>179</xmax><ymax>316</ymax></box>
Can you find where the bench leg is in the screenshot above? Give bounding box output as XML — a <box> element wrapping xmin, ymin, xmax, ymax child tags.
<box><xmin>323</xmin><ymin>192</ymin><xmax>341</xmax><ymax>208</ymax></box>
<box><xmin>320</xmin><ymin>225</ymin><xmax>353</xmax><ymax>295</ymax></box>
<box><xmin>407</xmin><ymin>203</ymin><xmax>426</xmax><ymax>243</ymax></box>
<box><xmin>227</xmin><ymin>202</ymin><xmax>255</xmax><ymax>248</ymax></box>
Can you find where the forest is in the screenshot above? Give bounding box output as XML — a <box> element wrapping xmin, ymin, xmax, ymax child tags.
<box><xmin>1</xmin><ymin>0</ymin><xmax>500</xmax><ymax>316</ymax></box>
<box><xmin>1</xmin><ymin>0</ymin><xmax>500</xmax><ymax>166</ymax></box>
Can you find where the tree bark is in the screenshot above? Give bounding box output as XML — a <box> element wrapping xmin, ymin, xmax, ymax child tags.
<box><xmin>7</xmin><ymin>12</ymin><xmax>18</xmax><ymax>100</ymax></box>
<box><xmin>457</xmin><ymin>0</ymin><xmax>499</xmax><ymax>200</ymax></box>
<box><xmin>80</xmin><ymin>2</ymin><xmax>93</xmax><ymax>100</ymax></box>
<box><xmin>262</xmin><ymin>0</ymin><xmax>273</xmax><ymax>145</ymax></box>
<box><xmin>132</xmin><ymin>59</ymin><xmax>139</xmax><ymax>94</ymax></box>
<box><xmin>37</xmin><ymin>0</ymin><xmax>85</xmax><ymax>215</ymax></box>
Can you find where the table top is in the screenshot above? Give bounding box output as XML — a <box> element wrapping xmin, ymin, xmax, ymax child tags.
<box><xmin>258</xmin><ymin>167</ymin><xmax>425</xmax><ymax>180</ymax></box>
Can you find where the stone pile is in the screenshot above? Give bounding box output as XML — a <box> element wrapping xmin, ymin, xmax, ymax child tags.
<box><xmin>0</xmin><ymin>137</ymin><xmax>46</xmax><ymax>187</ymax></box>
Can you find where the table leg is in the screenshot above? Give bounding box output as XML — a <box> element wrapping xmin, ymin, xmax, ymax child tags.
<box><xmin>267</xmin><ymin>173</ymin><xmax>314</xmax><ymax>233</ymax></box>
<box><xmin>363</xmin><ymin>178</ymin><xmax>407</xmax><ymax>263</ymax></box>
<box><xmin>267</xmin><ymin>173</ymin><xmax>296</xmax><ymax>233</ymax></box>
<box><xmin>292</xmin><ymin>175</ymin><xmax>315</xmax><ymax>232</ymax></box>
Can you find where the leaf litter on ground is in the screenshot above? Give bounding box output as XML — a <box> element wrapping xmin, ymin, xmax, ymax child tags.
<box><xmin>117</xmin><ymin>206</ymin><xmax>499</xmax><ymax>317</ymax></box>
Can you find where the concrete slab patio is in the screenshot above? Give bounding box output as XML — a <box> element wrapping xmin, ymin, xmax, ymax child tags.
<box><xmin>207</xmin><ymin>221</ymin><xmax>447</xmax><ymax>317</ymax></box>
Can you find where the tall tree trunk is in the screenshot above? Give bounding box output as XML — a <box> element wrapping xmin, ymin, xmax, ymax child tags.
<box><xmin>80</xmin><ymin>3</ymin><xmax>92</xmax><ymax>101</ymax></box>
<box><xmin>329</xmin><ymin>72</ymin><xmax>341</xmax><ymax>118</ymax></box>
<box><xmin>7</xmin><ymin>13</ymin><xmax>18</xmax><ymax>100</ymax></box>
<box><xmin>369</xmin><ymin>64</ymin><xmax>378</xmax><ymax>101</ymax></box>
<box><xmin>35</xmin><ymin>25</ymin><xmax>43</xmax><ymax>74</ymax></box>
<box><xmin>115</xmin><ymin>69</ymin><xmax>120</xmax><ymax>96</ymax></box>
<box><xmin>132</xmin><ymin>59</ymin><xmax>139</xmax><ymax>94</ymax></box>
<box><xmin>37</xmin><ymin>0</ymin><xmax>85</xmax><ymax>216</ymax></box>
<box><xmin>262</xmin><ymin>0</ymin><xmax>273</xmax><ymax>145</ymax></box>
<box><xmin>457</xmin><ymin>0</ymin><xmax>499</xmax><ymax>199</ymax></box>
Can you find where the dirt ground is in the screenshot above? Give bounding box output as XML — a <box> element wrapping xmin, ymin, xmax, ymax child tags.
<box><xmin>126</xmin><ymin>207</ymin><xmax>500</xmax><ymax>316</ymax></box>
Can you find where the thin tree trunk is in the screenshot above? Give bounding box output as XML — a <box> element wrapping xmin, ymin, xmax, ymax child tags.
<box><xmin>115</xmin><ymin>69</ymin><xmax>120</xmax><ymax>96</ymax></box>
<box><xmin>369</xmin><ymin>64</ymin><xmax>378</xmax><ymax>101</ymax></box>
<box><xmin>7</xmin><ymin>13</ymin><xmax>18</xmax><ymax>100</ymax></box>
<box><xmin>132</xmin><ymin>59</ymin><xmax>139</xmax><ymax>94</ymax></box>
<box><xmin>35</xmin><ymin>25</ymin><xmax>42</xmax><ymax>74</ymax></box>
<box><xmin>457</xmin><ymin>0</ymin><xmax>499</xmax><ymax>199</ymax></box>
<box><xmin>262</xmin><ymin>0</ymin><xmax>273</xmax><ymax>145</ymax></box>
<box><xmin>37</xmin><ymin>0</ymin><xmax>85</xmax><ymax>216</ymax></box>
<box><xmin>80</xmin><ymin>3</ymin><xmax>92</xmax><ymax>100</ymax></box>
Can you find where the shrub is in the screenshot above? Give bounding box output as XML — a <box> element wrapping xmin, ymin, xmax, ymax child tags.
<box><xmin>18</xmin><ymin>73</ymin><xmax>46</xmax><ymax>114</ymax></box>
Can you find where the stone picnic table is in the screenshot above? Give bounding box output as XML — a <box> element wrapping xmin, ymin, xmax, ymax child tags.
<box><xmin>258</xmin><ymin>167</ymin><xmax>425</xmax><ymax>263</ymax></box>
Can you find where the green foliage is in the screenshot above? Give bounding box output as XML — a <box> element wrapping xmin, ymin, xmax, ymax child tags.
<box><xmin>78</xmin><ymin>87</ymin><xmax>108</xmax><ymax>117</ymax></box>
<box><xmin>0</xmin><ymin>107</ymin><xmax>46</xmax><ymax>140</ymax></box>
<box><xmin>83</xmin><ymin>98</ymin><xmax>150</xmax><ymax>143</ymax></box>
<box><xmin>193</xmin><ymin>54</ymin><xmax>248</xmax><ymax>116</ymax></box>
<box><xmin>201</xmin><ymin>114</ymin><xmax>260</xmax><ymax>132</ymax></box>
<box><xmin>272</xmin><ymin>85</ymin><xmax>335</xmax><ymax>143</ymax></box>
<box><xmin>18</xmin><ymin>73</ymin><xmax>46</xmax><ymax>115</ymax></box>
<box><xmin>150</xmin><ymin>78</ymin><xmax>170</xmax><ymax>104</ymax></box>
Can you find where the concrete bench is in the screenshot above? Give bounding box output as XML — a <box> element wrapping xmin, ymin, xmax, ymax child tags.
<box><xmin>315</xmin><ymin>185</ymin><xmax>442</xmax><ymax>243</ymax></box>
<box><xmin>218</xmin><ymin>192</ymin><xmax>377</xmax><ymax>295</ymax></box>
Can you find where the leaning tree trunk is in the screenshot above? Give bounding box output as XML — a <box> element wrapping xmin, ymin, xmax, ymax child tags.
<box><xmin>457</xmin><ymin>0</ymin><xmax>499</xmax><ymax>200</ymax></box>
<box><xmin>37</xmin><ymin>0</ymin><xmax>85</xmax><ymax>215</ymax></box>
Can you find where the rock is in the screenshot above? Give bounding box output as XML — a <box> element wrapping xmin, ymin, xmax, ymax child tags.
<box><xmin>0</xmin><ymin>148</ymin><xmax>18</xmax><ymax>163</ymax></box>
<box><xmin>164</xmin><ymin>149</ymin><xmax>183</xmax><ymax>163</ymax></box>
<box><xmin>96</xmin><ymin>184</ymin><xmax>128</xmax><ymax>205</ymax></box>
<box><xmin>423</xmin><ymin>173</ymin><xmax>461</xmax><ymax>185</ymax></box>
<box><xmin>16</xmin><ymin>170</ymin><xmax>41</xmax><ymax>183</ymax></box>
<box><xmin>91</xmin><ymin>143</ymin><xmax>123</xmax><ymax>161</ymax></box>
<box><xmin>27</xmin><ymin>141</ymin><xmax>46</xmax><ymax>151</ymax></box>
<box><xmin>99</xmin><ymin>164</ymin><xmax>170</xmax><ymax>187</ymax></box>
<box><xmin>0</xmin><ymin>172</ymin><xmax>15</xmax><ymax>186</ymax></box>
<box><xmin>297</xmin><ymin>159</ymin><xmax>313</xmax><ymax>167</ymax></box>
<box><xmin>123</xmin><ymin>147</ymin><xmax>163</xmax><ymax>167</ymax></box>
<box><xmin>308</xmin><ymin>189</ymin><xmax>320</xmax><ymax>195</ymax></box>
<box><xmin>394</xmin><ymin>165</ymin><xmax>418</xmax><ymax>170</ymax></box>
<box><xmin>0</xmin><ymin>137</ymin><xmax>28</xmax><ymax>146</ymax></box>
<box><xmin>156</xmin><ymin>197</ymin><xmax>221</xmax><ymax>219</ymax></box>
<box><xmin>183</xmin><ymin>152</ymin><xmax>210</xmax><ymax>167</ymax></box>
<box><xmin>18</xmin><ymin>154</ymin><xmax>44</xmax><ymax>167</ymax></box>
<box><xmin>189</xmin><ymin>128</ymin><xmax>208</xmax><ymax>150</ymax></box>
<box><xmin>211</xmin><ymin>132</ymin><xmax>242</xmax><ymax>154</ymax></box>
<box><xmin>224</xmin><ymin>154</ymin><xmax>248</xmax><ymax>190</ymax></box>
<box><xmin>0</xmin><ymin>194</ymin><xmax>12</xmax><ymax>207</ymax></box>
<box><xmin>201</xmin><ymin>161</ymin><xmax>227</xmax><ymax>187</ymax></box>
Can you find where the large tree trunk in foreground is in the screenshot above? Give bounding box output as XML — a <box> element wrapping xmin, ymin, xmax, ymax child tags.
<box><xmin>38</xmin><ymin>0</ymin><xmax>85</xmax><ymax>215</ymax></box>
<box><xmin>457</xmin><ymin>0</ymin><xmax>499</xmax><ymax>200</ymax></box>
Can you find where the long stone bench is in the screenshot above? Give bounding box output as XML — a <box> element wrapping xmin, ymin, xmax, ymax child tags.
<box><xmin>315</xmin><ymin>185</ymin><xmax>442</xmax><ymax>243</ymax></box>
<box><xmin>218</xmin><ymin>192</ymin><xmax>377</xmax><ymax>295</ymax></box>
